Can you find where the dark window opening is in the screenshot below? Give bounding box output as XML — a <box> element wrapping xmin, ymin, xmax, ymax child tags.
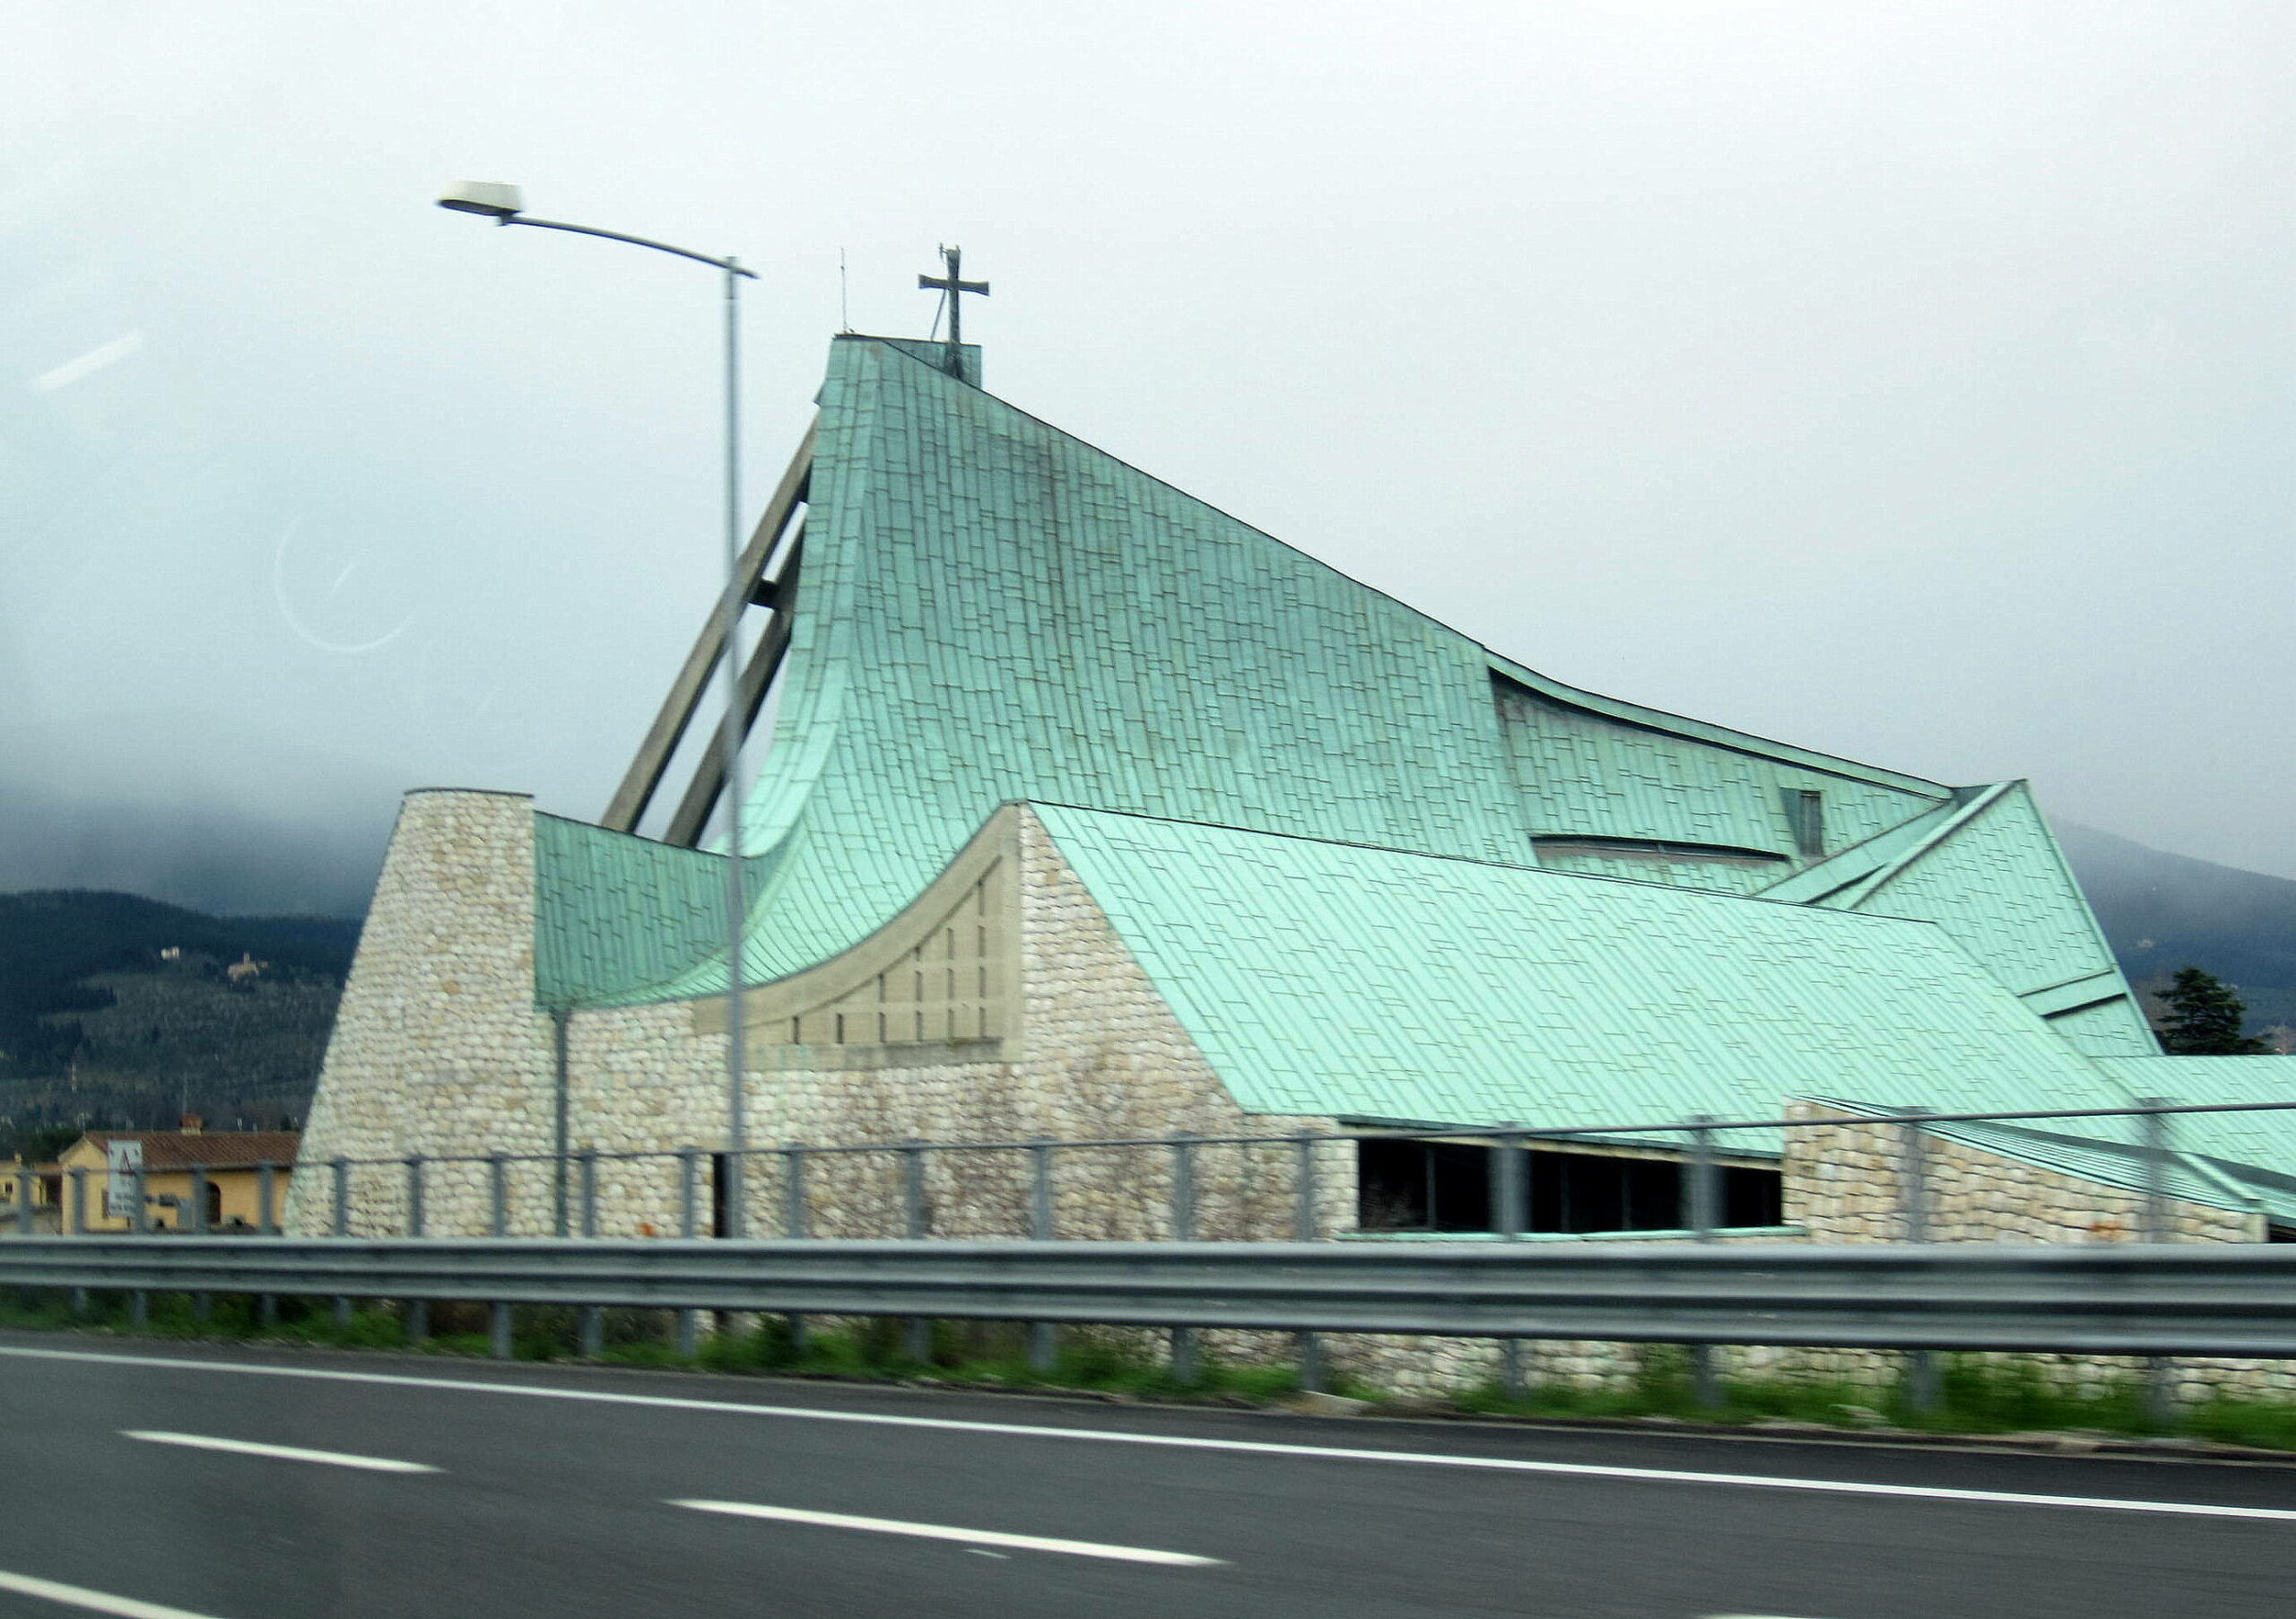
<box><xmin>203</xmin><ymin>1179</ymin><xmax>223</xmax><ymax>1228</ymax></box>
<box><xmin>1357</xmin><ymin>1140</ymin><xmax>1783</xmax><ymax>1235</ymax></box>
<box><xmin>709</xmin><ymin>1153</ymin><xmax>732</xmax><ymax>1238</ymax></box>
<box><xmin>1785</xmin><ymin>788</ymin><xmax>1826</xmax><ymax>858</ymax></box>
<box><xmin>1720</xmin><ymin>1163</ymin><xmax>1783</xmax><ymax>1229</ymax></box>
<box><xmin>1356</xmin><ymin>1139</ymin><xmax>1492</xmax><ymax>1232</ymax></box>
<box><xmin>2269</xmin><ymin>1223</ymin><xmax>2296</xmax><ymax>1244</ymax></box>
<box><xmin>1532</xmin><ymin>836</ymin><xmax>1787</xmax><ymax>870</ymax></box>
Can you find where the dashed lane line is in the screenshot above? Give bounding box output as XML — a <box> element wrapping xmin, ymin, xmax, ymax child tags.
<box><xmin>122</xmin><ymin>1430</ymin><xmax>440</xmax><ymax>1474</ymax></box>
<box><xmin>671</xmin><ymin>1499</ymin><xmax>1223</xmax><ymax>1565</ymax></box>
<box><xmin>7</xmin><ymin>1344</ymin><xmax>2296</xmax><ymax>1526</ymax></box>
<box><xmin>0</xmin><ymin>1567</ymin><xmax>239</xmax><ymax>1619</ymax></box>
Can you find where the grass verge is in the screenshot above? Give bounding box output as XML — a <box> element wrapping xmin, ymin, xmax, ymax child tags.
<box><xmin>5</xmin><ymin>1289</ymin><xmax>2293</xmax><ymax>1451</ymax></box>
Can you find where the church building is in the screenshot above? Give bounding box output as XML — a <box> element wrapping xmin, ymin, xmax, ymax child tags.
<box><xmin>295</xmin><ymin>316</ymin><xmax>2296</xmax><ymax>1292</ymax></box>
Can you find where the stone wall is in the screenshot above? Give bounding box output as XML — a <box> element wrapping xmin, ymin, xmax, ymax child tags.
<box><xmin>1781</xmin><ymin>1101</ymin><xmax>2258</xmax><ymax>1246</ymax></box>
<box><xmin>293</xmin><ymin>795</ymin><xmax>2286</xmax><ymax>1401</ymax></box>
<box><xmin>285</xmin><ymin>790</ymin><xmax>558</xmax><ymax>1235</ymax></box>
<box><xmin>293</xmin><ymin>800</ymin><xmax>1343</xmax><ymax>1247</ymax></box>
<box><xmin>1778</xmin><ymin>1101</ymin><xmax>2292</xmax><ymax>1398</ymax></box>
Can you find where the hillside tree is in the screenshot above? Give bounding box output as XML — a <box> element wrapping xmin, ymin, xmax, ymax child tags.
<box><xmin>2155</xmin><ymin>966</ymin><xmax>2270</xmax><ymax>1055</ymax></box>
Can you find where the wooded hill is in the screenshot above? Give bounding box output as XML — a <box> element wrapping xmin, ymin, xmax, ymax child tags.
<box><xmin>0</xmin><ymin>891</ymin><xmax>359</xmax><ymax>1154</ymax></box>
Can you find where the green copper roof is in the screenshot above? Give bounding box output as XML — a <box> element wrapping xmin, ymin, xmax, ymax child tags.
<box><xmin>1031</xmin><ymin>802</ymin><xmax>2118</xmax><ymax>1130</ymax></box>
<box><xmin>534</xmin><ymin>814</ymin><xmax>726</xmax><ymax>1010</ymax></box>
<box><xmin>2092</xmin><ymin>1056</ymin><xmax>2296</xmax><ymax>1217</ymax></box>
<box><xmin>1494</xmin><ymin>678</ymin><xmax>1940</xmax><ymax>858</ymax></box>
<box><xmin>538</xmin><ymin>335</ymin><xmax>2135</xmax><ymax>1045</ymax></box>
<box><xmin>604</xmin><ymin>336</ymin><xmax>1969</xmax><ymax>1003</ymax></box>
<box><xmin>1757</xmin><ymin>781</ymin><xmax>2155</xmax><ymax>1056</ymax></box>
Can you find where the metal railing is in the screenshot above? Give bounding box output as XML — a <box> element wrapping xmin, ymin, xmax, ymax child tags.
<box><xmin>5</xmin><ymin>1097</ymin><xmax>2292</xmax><ymax>1414</ymax></box>
<box><xmin>6</xmin><ymin>1237</ymin><xmax>2296</xmax><ymax>1357</ymax></box>
<box><xmin>4</xmin><ymin>1096</ymin><xmax>2285</xmax><ymax>1247</ymax></box>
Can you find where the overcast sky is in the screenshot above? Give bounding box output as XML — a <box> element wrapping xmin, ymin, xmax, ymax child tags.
<box><xmin>5</xmin><ymin>1</ymin><xmax>2292</xmax><ymax>910</ymax></box>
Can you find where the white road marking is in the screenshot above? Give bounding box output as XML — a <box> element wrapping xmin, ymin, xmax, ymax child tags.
<box><xmin>9</xmin><ymin>1345</ymin><xmax>2294</xmax><ymax>1525</ymax></box>
<box><xmin>672</xmin><ymin>1499</ymin><xmax>1222</xmax><ymax>1565</ymax></box>
<box><xmin>123</xmin><ymin>1429</ymin><xmax>439</xmax><ymax>1474</ymax></box>
<box><xmin>0</xmin><ymin>1566</ymin><xmax>239</xmax><ymax>1619</ymax></box>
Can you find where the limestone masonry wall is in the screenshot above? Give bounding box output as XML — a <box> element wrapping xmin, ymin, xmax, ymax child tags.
<box><xmin>292</xmin><ymin>796</ymin><xmax>2284</xmax><ymax>1399</ymax></box>
<box><xmin>286</xmin><ymin>790</ymin><xmax>557</xmax><ymax>1235</ymax></box>
<box><xmin>292</xmin><ymin>802</ymin><xmax>1342</xmax><ymax>1248</ymax></box>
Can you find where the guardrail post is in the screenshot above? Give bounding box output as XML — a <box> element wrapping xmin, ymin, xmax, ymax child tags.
<box><xmin>129</xmin><ymin>1157</ymin><xmax>151</xmax><ymax>1327</ymax></box>
<box><xmin>255</xmin><ymin>1162</ymin><xmax>279</xmax><ymax>1326</ymax></box>
<box><xmin>1685</xmin><ymin>1116</ymin><xmax>1721</xmax><ymax>1412</ymax></box>
<box><xmin>330</xmin><ymin>1156</ymin><xmax>352</xmax><ymax>1327</ymax></box>
<box><xmin>578</xmin><ymin>1149</ymin><xmax>602</xmax><ymax>1359</ymax></box>
<box><xmin>675</xmin><ymin>1148</ymin><xmax>701</xmax><ymax>1358</ymax></box>
<box><xmin>1170</xmin><ymin>1132</ymin><xmax>1198</xmax><ymax>1382</ymax></box>
<box><xmin>489</xmin><ymin>1153</ymin><xmax>513</xmax><ymax>1361</ymax></box>
<box><xmin>1898</xmin><ymin>1108</ymin><xmax>1939</xmax><ymax>1414</ymax></box>
<box><xmin>782</xmin><ymin>1143</ymin><xmax>809</xmax><ymax>1354</ymax></box>
<box><xmin>2139</xmin><ymin>1099</ymin><xmax>2173</xmax><ymax>1242</ymax></box>
<box><xmin>2139</xmin><ymin>1097</ymin><xmax>2177</xmax><ymax>1425</ymax></box>
<box><xmin>404</xmin><ymin>1155</ymin><xmax>429</xmax><ymax>1342</ymax></box>
<box><xmin>186</xmin><ymin>1162</ymin><xmax>213</xmax><ymax>1323</ymax></box>
<box><xmin>1028</xmin><ymin>1140</ymin><xmax>1057</xmax><ymax>1371</ymax></box>
<box><xmin>1490</xmin><ymin>1128</ymin><xmax>1526</xmax><ymax>1240</ymax></box>
<box><xmin>1492</xmin><ymin>1126</ymin><xmax>1532</xmax><ymax>1401</ymax></box>
<box><xmin>1294</xmin><ymin>1130</ymin><xmax>1324</xmax><ymax>1392</ymax></box>
<box><xmin>66</xmin><ymin>1168</ymin><xmax>88</xmax><ymax>1314</ymax></box>
<box><xmin>11</xmin><ymin>1165</ymin><xmax>32</xmax><ymax>1317</ymax></box>
<box><xmin>901</xmin><ymin>1141</ymin><xmax>932</xmax><ymax>1364</ymax></box>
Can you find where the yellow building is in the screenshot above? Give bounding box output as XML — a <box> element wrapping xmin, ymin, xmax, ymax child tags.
<box><xmin>0</xmin><ymin>1158</ymin><xmax>65</xmax><ymax>1233</ymax></box>
<box><xmin>41</xmin><ymin>1124</ymin><xmax>300</xmax><ymax>1233</ymax></box>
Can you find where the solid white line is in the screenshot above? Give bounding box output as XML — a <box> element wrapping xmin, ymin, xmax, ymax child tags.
<box><xmin>7</xmin><ymin>1345</ymin><xmax>2294</xmax><ymax>1525</ymax></box>
<box><xmin>122</xmin><ymin>1430</ymin><xmax>439</xmax><ymax>1474</ymax></box>
<box><xmin>672</xmin><ymin>1498</ymin><xmax>1222</xmax><ymax>1565</ymax></box>
<box><xmin>0</xmin><ymin>1566</ymin><xmax>238</xmax><ymax>1619</ymax></box>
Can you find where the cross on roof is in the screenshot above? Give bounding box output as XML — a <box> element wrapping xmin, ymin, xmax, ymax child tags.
<box><xmin>918</xmin><ymin>245</ymin><xmax>988</xmax><ymax>377</ymax></box>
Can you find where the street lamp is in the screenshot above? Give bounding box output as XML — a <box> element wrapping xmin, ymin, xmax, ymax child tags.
<box><xmin>438</xmin><ymin>181</ymin><xmax>760</xmax><ymax>1237</ymax></box>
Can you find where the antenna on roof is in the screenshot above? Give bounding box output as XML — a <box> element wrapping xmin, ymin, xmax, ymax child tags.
<box><xmin>917</xmin><ymin>244</ymin><xmax>988</xmax><ymax>379</ymax></box>
<box><xmin>839</xmin><ymin>247</ymin><xmax>852</xmax><ymax>333</ymax></box>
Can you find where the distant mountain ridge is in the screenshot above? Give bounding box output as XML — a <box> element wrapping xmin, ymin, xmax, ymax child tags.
<box><xmin>2053</xmin><ymin>823</ymin><xmax>2296</xmax><ymax>1038</ymax></box>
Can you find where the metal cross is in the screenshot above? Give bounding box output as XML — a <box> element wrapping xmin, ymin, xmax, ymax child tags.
<box><xmin>918</xmin><ymin>245</ymin><xmax>989</xmax><ymax>376</ymax></box>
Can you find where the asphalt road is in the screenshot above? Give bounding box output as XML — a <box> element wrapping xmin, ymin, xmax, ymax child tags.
<box><xmin>1</xmin><ymin>1330</ymin><xmax>2292</xmax><ymax>1618</ymax></box>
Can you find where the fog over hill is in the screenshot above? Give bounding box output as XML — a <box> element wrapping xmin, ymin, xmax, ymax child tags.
<box><xmin>0</xmin><ymin>715</ymin><xmax>401</xmax><ymax>917</ymax></box>
<box><xmin>2053</xmin><ymin>822</ymin><xmax>2296</xmax><ymax>1036</ymax></box>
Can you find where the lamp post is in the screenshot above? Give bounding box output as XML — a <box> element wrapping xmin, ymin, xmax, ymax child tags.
<box><xmin>439</xmin><ymin>181</ymin><xmax>758</xmax><ymax>1235</ymax></box>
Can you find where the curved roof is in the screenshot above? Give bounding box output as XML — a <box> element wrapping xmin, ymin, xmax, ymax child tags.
<box><xmin>570</xmin><ymin>336</ymin><xmax>1952</xmax><ymax>1005</ymax></box>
